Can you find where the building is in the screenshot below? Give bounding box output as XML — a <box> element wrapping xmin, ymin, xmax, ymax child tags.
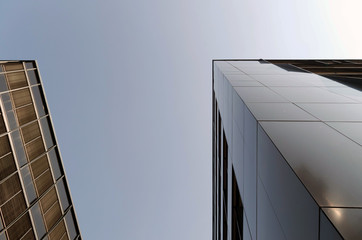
<box><xmin>212</xmin><ymin>59</ymin><xmax>362</xmax><ymax>240</ymax></box>
<box><xmin>0</xmin><ymin>61</ymin><xmax>81</xmax><ymax>239</ymax></box>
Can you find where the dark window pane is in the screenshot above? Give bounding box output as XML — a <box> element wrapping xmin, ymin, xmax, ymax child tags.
<box><xmin>25</xmin><ymin>62</ymin><xmax>36</xmax><ymax>69</ymax></box>
<box><xmin>27</xmin><ymin>70</ymin><xmax>40</xmax><ymax>85</ymax></box>
<box><xmin>0</xmin><ymin>135</ymin><xmax>11</xmax><ymax>157</ymax></box>
<box><xmin>11</xmin><ymin>88</ymin><xmax>32</xmax><ymax>108</ymax></box>
<box><xmin>30</xmin><ymin>155</ymin><xmax>49</xmax><ymax>179</ymax></box>
<box><xmin>10</xmin><ymin>130</ymin><xmax>27</xmax><ymax>167</ymax></box>
<box><xmin>65</xmin><ymin>210</ymin><xmax>78</xmax><ymax>240</ymax></box>
<box><xmin>7</xmin><ymin>212</ymin><xmax>32</xmax><ymax>239</ymax></box>
<box><xmin>48</xmin><ymin>148</ymin><xmax>62</xmax><ymax>180</ymax></box>
<box><xmin>7</xmin><ymin>71</ymin><xmax>28</xmax><ymax>90</ymax></box>
<box><xmin>2</xmin><ymin>191</ymin><xmax>27</xmax><ymax>225</ymax></box>
<box><xmin>0</xmin><ymin>173</ymin><xmax>21</xmax><ymax>205</ymax></box>
<box><xmin>35</xmin><ymin>169</ymin><xmax>53</xmax><ymax>196</ymax></box>
<box><xmin>44</xmin><ymin>201</ymin><xmax>62</xmax><ymax>230</ymax></box>
<box><xmin>0</xmin><ymin>74</ymin><xmax>8</xmax><ymax>92</ymax></box>
<box><xmin>31</xmin><ymin>86</ymin><xmax>47</xmax><ymax>117</ymax></box>
<box><xmin>0</xmin><ymin>212</ymin><xmax>3</xmax><ymax>230</ymax></box>
<box><xmin>40</xmin><ymin>117</ymin><xmax>55</xmax><ymax>150</ymax></box>
<box><xmin>25</xmin><ymin>136</ymin><xmax>45</xmax><ymax>161</ymax></box>
<box><xmin>49</xmin><ymin>219</ymin><xmax>67</xmax><ymax>240</ymax></box>
<box><xmin>0</xmin><ymin>114</ymin><xmax>7</xmax><ymax>134</ymax></box>
<box><xmin>20</xmin><ymin>166</ymin><xmax>37</xmax><ymax>204</ymax></box>
<box><xmin>57</xmin><ymin>179</ymin><xmax>70</xmax><ymax>211</ymax></box>
<box><xmin>21</xmin><ymin>229</ymin><xmax>36</xmax><ymax>240</ymax></box>
<box><xmin>40</xmin><ymin>187</ymin><xmax>57</xmax><ymax>213</ymax></box>
<box><xmin>21</xmin><ymin>121</ymin><xmax>41</xmax><ymax>144</ymax></box>
<box><xmin>16</xmin><ymin>104</ymin><xmax>37</xmax><ymax>126</ymax></box>
<box><xmin>30</xmin><ymin>203</ymin><xmax>46</xmax><ymax>239</ymax></box>
<box><xmin>0</xmin><ymin>153</ymin><xmax>17</xmax><ymax>182</ymax></box>
<box><xmin>4</xmin><ymin>63</ymin><xmax>23</xmax><ymax>72</ymax></box>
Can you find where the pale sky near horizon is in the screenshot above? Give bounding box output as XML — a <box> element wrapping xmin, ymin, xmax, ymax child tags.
<box><xmin>1</xmin><ymin>1</ymin><xmax>362</xmax><ymax>239</ymax></box>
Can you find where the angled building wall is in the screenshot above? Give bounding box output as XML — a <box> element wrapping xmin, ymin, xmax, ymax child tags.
<box><xmin>0</xmin><ymin>61</ymin><xmax>81</xmax><ymax>240</ymax></box>
<box><xmin>212</xmin><ymin>60</ymin><xmax>362</xmax><ymax>240</ymax></box>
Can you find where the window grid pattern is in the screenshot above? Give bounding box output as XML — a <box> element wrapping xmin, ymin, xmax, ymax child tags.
<box><xmin>0</xmin><ymin>61</ymin><xmax>81</xmax><ymax>240</ymax></box>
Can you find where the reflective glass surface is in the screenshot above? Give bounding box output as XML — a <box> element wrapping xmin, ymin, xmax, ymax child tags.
<box><xmin>326</xmin><ymin>122</ymin><xmax>362</xmax><ymax>145</ymax></box>
<box><xmin>297</xmin><ymin>103</ymin><xmax>362</xmax><ymax>121</ymax></box>
<box><xmin>232</xmin><ymin>90</ymin><xmax>244</xmax><ymax>136</ymax></box>
<box><xmin>243</xmin><ymin>212</ymin><xmax>252</xmax><ymax>240</ymax></box>
<box><xmin>243</xmin><ymin>108</ymin><xmax>257</xmax><ymax>239</ymax></box>
<box><xmin>25</xmin><ymin>62</ymin><xmax>36</xmax><ymax>69</ymax></box>
<box><xmin>20</xmin><ymin>166</ymin><xmax>37</xmax><ymax>204</ymax></box>
<box><xmin>0</xmin><ymin>75</ymin><xmax>7</xmax><ymax>93</ymax></box>
<box><xmin>31</xmin><ymin>86</ymin><xmax>47</xmax><ymax>117</ymax></box>
<box><xmin>246</xmin><ymin>103</ymin><xmax>317</xmax><ymax>121</ymax></box>
<box><xmin>323</xmin><ymin>208</ymin><xmax>362</xmax><ymax>240</ymax></box>
<box><xmin>48</xmin><ymin>148</ymin><xmax>62</xmax><ymax>180</ymax></box>
<box><xmin>270</xmin><ymin>87</ymin><xmax>356</xmax><ymax>103</ymax></box>
<box><xmin>232</xmin><ymin>124</ymin><xmax>243</xmax><ymax>197</ymax></box>
<box><xmin>1</xmin><ymin>93</ymin><xmax>18</xmax><ymax>130</ymax></box>
<box><xmin>223</xmin><ymin>77</ymin><xmax>233</xmax><ymax>143</ymax></box>
<box><xmin>40</xmin><ymin>117</ymin><xmax>55</xmax><ymax>150</ymax></box>
<box><xmin>234</xmin><ymin>87</ymin><xmax>288</xmax><ymax>103</ymax></box>
<box><xmin>258</xmin><ymin>125</ymin><xmax>319</xmax><ymax>239</ymax></box>
<box><xmin>260</xmin><ymin>121</ymin><xmax>362</xmax><ymax>207</ymax></box>
<box><xmin>27</xmin><ymin>70</ymin><xmax>40</xmax><ymax>85</ymax></box>
<box><xmin>65</xmin><ymin>210</ymin><xmax>78</xmax><ymax>240</ymax></box>
<box><xmin>57</xmin><ymin>179</ymin><xmax>70</xmax><ymax>212</ymax></box>
<box><xmin>10</xmin><ymin>130</ymin><xmax>27</xmax><ymax>167</ymax></box>
<box><xmin>0</xmin><ymin>232</ymin><xmax>5</xmax><ymax>240</ymax></box>
<box><xmin>31</xmin><ymin>203</ymin><xmax>47</xmax><ymax>239</ymax></box>
<box><xmin>257</xmin><ymin>178</ymin><xmax>286</xmax><ymax>240</ymax></box>
<box><xmin>320</xmin><ymin>210</ymin><xmax>342</xmax><ymax>240</ymax></box>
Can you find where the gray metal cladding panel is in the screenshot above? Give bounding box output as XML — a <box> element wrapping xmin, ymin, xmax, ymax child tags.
<box><xmin>243</xmin><ymin>212</ymin><xmax>252</xmax><ymax>240</ymax></box>
<box><xmin>260</xmin><ymin>121</ymin><xmax>362</xmax><ymax>207</ymax></box>
<box><xmin>258</xmin><ymin>125</ymin><xmax>319</xmax><ymax>240</ymax></box>
<box><xmin>232</xmin><ymin>89</ymin><xmax>244</xmax><ymax>137</ymax></box>
<box><xmin>242</xmin><ymin>107</ymin><xmax>257</xmax><ymax>239</ymax></box>
<box><xmin>223</xmin><ymin>75</ymin><xmax>233</xmax><ymax>144</ymax></box>
<box><xmin>234</xmin><ymin>87</ymin><xmax>288</xmax><ymax>103</ymax></box>
<box><xmin>232</xmin><ymin>121</ymin><xmax>243</xmax><ymax>199</ymax></box>
<box><xmin>325</xmin><ymin>122</ymin><xmax>362</xmax><ymax>145</ymax></box>
<box><xmin>323</xmin><ymin>208</ymin><xmax>362</xmax><ymax>240</ymax></box>
<box><xmin>322</xmin><ymin>86</ymin><xmax>362</xmax><ymax>102</ymax></box>
<box><xmin>270</xmin><ymin>87</ymin><xmax>356</xmax><ymax>103</ymax></box>
<box><xmin>320</xmin><ymin>210</ymin><xmax>343</xmax><ymax>240</ymax></box>
<box><xmin>297</xmin><ymin>103</ymin><xmax>362</xmax><ymax>121</ymax></box>
<box><xmin>257</xmin><ymin>178</ymin><xmax>286</xmax><ymax>240</ymax></box>
<box><xmin>245</xmin><ymin>102</ymin><xmax>317</xmax><ymax>121</ymax></box>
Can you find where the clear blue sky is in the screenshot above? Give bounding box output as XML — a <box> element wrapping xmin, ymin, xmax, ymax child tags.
<box><xmin>0</xmin><ymin>1</ymin><xmax>361</xmax><ymax>239</ymax></box>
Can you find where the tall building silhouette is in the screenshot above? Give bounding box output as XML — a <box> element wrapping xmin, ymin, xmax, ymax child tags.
<box><xmin>213</xmin><ymin>59</ymin><xmax>362</xmax><ymax>240</ymax></box>
<box><xmin>0</xmin><ymin>61</ymin><xmax>81</xmax><ymax>239</ymax></box>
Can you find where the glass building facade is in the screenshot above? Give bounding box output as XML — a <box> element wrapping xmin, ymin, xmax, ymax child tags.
<box><xmin>0</xmin><ymin>61</ymin><xmax>81</xmax><ymax>240</ymax></box>
<box><xmin>212</xmin><ymin>60</ymin><xmax>362</xmax><ymax>240</ymax></box>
